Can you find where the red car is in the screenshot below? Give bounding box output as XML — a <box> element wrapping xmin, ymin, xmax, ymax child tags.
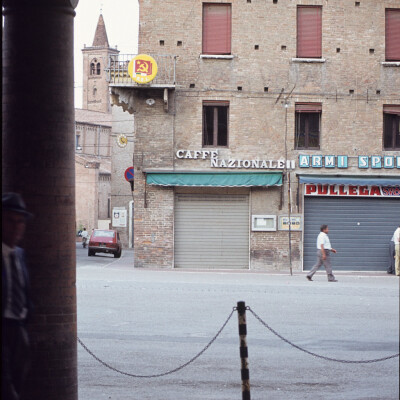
<box><xmin>88</xmin><ymin>229</ymin><xmax>122</xmax><ymax>258</ymax></box>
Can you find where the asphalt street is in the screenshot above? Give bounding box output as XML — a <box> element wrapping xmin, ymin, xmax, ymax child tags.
<box><xmin>76</xmin><ymin>243</ymin><xmax>399</xmax><ymax>400</ymax></box>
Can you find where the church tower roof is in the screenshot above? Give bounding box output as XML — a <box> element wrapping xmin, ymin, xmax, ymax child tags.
<box><xmin>92</xmin><ymin>14</ymin><xmax>109</xmax><ymax>47</ymax></box>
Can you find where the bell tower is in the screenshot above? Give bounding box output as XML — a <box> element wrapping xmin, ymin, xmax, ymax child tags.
<box><xmin>82</xmin><ymin>14</ymin><xmax>119</xmax><ymax>113</ymax></box>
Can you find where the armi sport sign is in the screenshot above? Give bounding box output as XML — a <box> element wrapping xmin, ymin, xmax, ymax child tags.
<box><xmin>299</xmin><ymin>155</ymin><xmax>400</xmax><ymax>169</ymax></box>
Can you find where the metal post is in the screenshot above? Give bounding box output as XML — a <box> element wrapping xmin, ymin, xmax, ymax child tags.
<box><xmin>237</xmin><ymin>301</ymin><xmax>251</xmax><ymax>400</ymax></box>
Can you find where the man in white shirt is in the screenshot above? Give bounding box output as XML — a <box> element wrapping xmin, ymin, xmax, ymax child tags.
<box><xmin>81</xmin><ymin>228</ymin><xmax>88</xmax><ymax>248</ymax></box>
<box><xmin>306</xmin><ymin>224</ymin><xmax>338</xmax><ymax>282</ymax></box>
<box><xmin>394</xmin><ymin>225</ymin><xmax>400</xmax><ymax>277</ymax></box>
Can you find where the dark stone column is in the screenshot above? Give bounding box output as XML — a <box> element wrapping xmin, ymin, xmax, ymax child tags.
<box><xmin>2</xmin><ymin>1</ymin><xmax>78</xmax><ymax>399</ymax></box>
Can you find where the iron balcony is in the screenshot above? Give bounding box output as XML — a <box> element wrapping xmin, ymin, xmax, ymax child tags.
<box><xmin>106</xmin><ymin>53</ymin><xmax>176</xmax><ymax>88</ymax></box>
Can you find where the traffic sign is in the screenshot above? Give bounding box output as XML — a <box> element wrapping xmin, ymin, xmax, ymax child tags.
<box><xmin>124</xmin><ymin>166</ymin><xmax>134</xmax><ymax>182</ymax></box>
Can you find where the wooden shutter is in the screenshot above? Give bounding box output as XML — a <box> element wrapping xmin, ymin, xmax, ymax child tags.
<box><xmin>383</xmin><ymin>105</ymin><xmax>400</xmax><ymax>115</ymax></box>
<box><xmin>297</xmin><ymin>6</ymin><xmax>322</xmax><ymax>58</ymax></box>
<box><xmin>386</xmin><ymin>9</ymin><xmax>400</xmax><ymax>61</ymax></box>
<box><xmin>296</xmin><ymin>103</ymin><xmax>322</xmax><ymax>113</ymax></box>
<box><xmin>203</xmin><ymin>3</ymin><xmax>232</xmax><ymax>55</ymax></box>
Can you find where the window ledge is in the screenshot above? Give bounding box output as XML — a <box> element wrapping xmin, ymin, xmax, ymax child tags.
<box><xmin>291</xmin><ymin>58</ymin><xmax>326</xmax><ymax>63</ymax></box>
<box><xmin>381</xmin><ymin>61</ymin><xmax>400</xmax><ymax>67</ymax></box>
<box><xmin>200</xmin><ymin>54</ymin><xmax>234</xmax><ymax>60</ymax></box>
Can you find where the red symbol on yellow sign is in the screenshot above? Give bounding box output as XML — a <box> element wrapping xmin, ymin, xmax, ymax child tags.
<box><xmin>135</xmin><ymin>60</ymin><xmax>153</xmax><ymax>75</ymax></box>
<box><xmin>128</xmin><ymin>54</ymin><xmax>158</xmax><ymax>84</ymax></box>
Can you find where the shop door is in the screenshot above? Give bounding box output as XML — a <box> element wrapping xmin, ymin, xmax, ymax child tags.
<box><xmin>174</xmin><ymin>194</ymin><xmax>249</xmax><ymax>269</ymax></box>
<box><xmin>304</xmin><ymin>197</ymin><xmax>400</xmax><ymax>271</ymax></box>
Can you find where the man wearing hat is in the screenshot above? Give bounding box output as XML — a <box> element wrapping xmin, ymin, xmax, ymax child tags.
<box><xmin>2</xmin><ymin>193</ymin><xmax>33</xmax><ymax>400</ymax></box>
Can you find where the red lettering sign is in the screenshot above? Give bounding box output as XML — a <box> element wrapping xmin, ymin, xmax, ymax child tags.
<box><xmin>348</xmin><ymin>185</ymin><xmax>357</xmax><ymax>195</ymax></box>
<box><xmin>329</xmin><ymin>186</ymin><xmax>338</xmax><ymax>195</ymax></box>
<box><xmin>370</xmin><ymin>186</ymin><xmax>381</xmax><ymax>196</ymax></box>
<box><xmin>317</xmin><ymin>184</ymin><xmax>328</xmax><ymax>195</ymax></box>
<box><xmin>305</xmin><ymin>184</ymin><xmax>316</xmax><ymax>195</ymax></box>
<box><xmin>359</xmin><ymin>186</ymin><xmax>369</xmax><ymax>196</ymax></box>
<box><xmin>304</xmin><ymin>184</ymin><xmax>397</xmax><ymax>197</ymax></box>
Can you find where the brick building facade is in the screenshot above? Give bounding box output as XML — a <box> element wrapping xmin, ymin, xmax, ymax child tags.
<box><xmin>109</xmin><ymin>0</ymin><xmax>400</xmax><ymax>271</ymax></box>
<box><xmin>75</xmin><ymin>14</ymin><xmax>116</xmax><ymax>234</ymax></box>
<box><xmin>74</xmin><ymin>109</ymin><xmax>112</xmax><ymax>233</ymax></box>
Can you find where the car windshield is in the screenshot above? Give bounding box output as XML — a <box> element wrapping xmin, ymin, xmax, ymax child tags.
<box><xmin>93</xmin><ymin>230</ymin><xmax>115</xmax><ymax>238</ymax></box>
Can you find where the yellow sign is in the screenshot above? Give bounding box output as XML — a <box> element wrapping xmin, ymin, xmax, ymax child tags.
<box><xmin>128</xmin><ymin>54</ymin><xmax>158</xmax><ymax>84</ymax></box>
<box><xmin>117</xmin><ymin>134</ymin><xmax>128</xmax><ymax>148</ymax></box>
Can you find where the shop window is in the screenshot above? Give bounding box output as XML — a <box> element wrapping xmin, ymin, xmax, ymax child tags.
<box><xmin>203</xmin><ymin>101</ymin><xmax>229</xmax><ymax>147</ymax></box>
<box><xmin>297</xmin><ymin>6</ymin><xmax>322</xmax><ymax>58</ymax></box>
<box><xmin>295</xmin><ymin>103</ymin><xmax>322</xmax><ymax>149</ymax></box>
<box><xmin>383</xmin><ymin>105</ymin><xmax>400</xmax><ymax>150</ymax></box>
<box><xmin>385</xmin><ymin>9</ymin><xmax>400</xmax><ymax>61</ymax></box>
<box><xmin>202</xmin><ymin>3</ymin><xmax>232</xmax><ymax>55</ymax></box>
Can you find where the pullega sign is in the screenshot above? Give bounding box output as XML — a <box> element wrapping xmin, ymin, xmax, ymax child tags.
<box><xmin>305</xmin><ymin>184</ymin><xmax>400</xmax><ymax>197</ymax></box>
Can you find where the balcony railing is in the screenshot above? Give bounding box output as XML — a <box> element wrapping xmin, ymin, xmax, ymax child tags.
<box><xmin>106</xmin><ymin>54</ymin><xmax>176</xmax><ymax>87</ymax></box>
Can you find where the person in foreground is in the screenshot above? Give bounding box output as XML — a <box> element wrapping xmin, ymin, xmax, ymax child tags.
<box><xmin>2</xmin><ymin>193</ymin><xmax>33</xmax><ymax>400</ymax></box>
<box><xmin>306</xmin><ymin>224</ymin><xmax>338</xmax><ymax>282</ymax></box>
<box><xmin>394</xmin><ymin>224</ymin><xmax>400</xmax><ymax>277</ymax></box>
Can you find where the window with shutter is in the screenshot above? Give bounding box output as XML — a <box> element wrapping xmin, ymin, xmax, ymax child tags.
<box><xmin>203</xmin><ymin>101</ymin><xmax>229</xmax><ymax>147</ymax></box>
<box><xmin>295</xmin><ymin>103</ymin><xmax>322</xmax><ymax>149</ymax></box>
<box><xmin>383</xmin><ymin>105</ymin><xmax>400</xmax><ymax>150</ymax></box>
<box><xmin>202</xmin><ymin>3</ymin><xmax>232</xmax><ymax>55</ymax></box>
<box><xmin>297</xmin><ymin>6</ymin><xmax>322</xmax><ymax>58</ymax></box>
<box><xmin>386</xmin><ymin>9</ymin><xmax>400</xmax><ymax>61</ymax></box>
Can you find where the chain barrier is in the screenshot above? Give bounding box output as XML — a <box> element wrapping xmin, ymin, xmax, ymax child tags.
<box><xmin>247</xmin><ymin>306</ymin><xmax>400</xmax><ymax>364</ymax></box>
<box><xmin>79</xmin><ymin>304</ymin><xmax>399</xmax><ymax>379</ymax></box>
<box><xmin>78</xmin><ymin>307</ymin><xmax>236</xmax><ymax>378</ymax></box>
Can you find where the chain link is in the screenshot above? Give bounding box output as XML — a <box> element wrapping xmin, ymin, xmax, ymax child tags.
<box><xmin>78</xmin><ymin>308</ymin><xmax>236</xmax><ymax>378</ymax></box>
<box><xmin>247</xmin><ymin>307</ymin><xmax>400</xmax><ymax>364</ymax></box>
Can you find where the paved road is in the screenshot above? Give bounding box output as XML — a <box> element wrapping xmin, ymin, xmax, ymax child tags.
<box><xmin>77</xmin><ymin>245</ymin><xmax>399</xmax><ymax>400</ymax></box>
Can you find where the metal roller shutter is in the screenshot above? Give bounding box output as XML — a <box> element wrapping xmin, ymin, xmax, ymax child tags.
<box><xmin>304</xmin><ymin>197</ymin><xmax>400</xmax><ymax>271</ymax></box>
<box><xmin>174</xmin><ymin>194</ymin><xmax>249</xmax><ymax>269</ymax></box>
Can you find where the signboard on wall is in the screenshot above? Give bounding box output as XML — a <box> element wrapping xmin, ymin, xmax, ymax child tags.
<box><xmin>278</xmin><ymin>216</ymin><xmax>303</xmax><ymax>231</ymax></box>
<box><xmin>128</xmin><ymin>54</ymin><xmax>158</xmax><ymax>84</ymax></box>
<box><xmin>112</xmin><ymin>207</ymin><xmax>127</xmax><ymax>227</ymax></box>
<box><xmin>305</xmin><ymin>184</ymin><xmax>400</xmax><ymax>197</ymax></box>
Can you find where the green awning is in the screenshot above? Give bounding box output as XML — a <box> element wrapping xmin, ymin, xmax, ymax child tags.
<box><xmin>146</xmin><ymin>172</ymin><xmax>282</xmax><ymax>187</ymax></box>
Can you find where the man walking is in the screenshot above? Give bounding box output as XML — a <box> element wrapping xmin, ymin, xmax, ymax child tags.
<box><xmin>2</xmin><ymin>193</ymin><xmax>33</xmax><ymax>400</ymax></box>
<box><xmin>394</xmin><ymin>224</ymin><xmax>400</xmax><ymax>277</ymax></box>
<box><xmin>306</xmin><ymin>224</ymin><xmax>338</xmax><ymax>282</ymax></box>
<box><xmin>387</xmin><ymin>233</ymin><xmax>395</xmax><ymax>275</ymax></box>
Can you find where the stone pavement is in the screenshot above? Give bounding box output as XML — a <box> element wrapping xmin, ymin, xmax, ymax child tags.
<box><xmin>77</xmin><ymin>249</ymin><xmax>399</xmax><ymax>400</ymax></box>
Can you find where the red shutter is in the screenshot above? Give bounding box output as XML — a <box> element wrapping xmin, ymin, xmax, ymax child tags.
<box><xmin>386</xmin><ymin>9</ymin><xmax>400</xmax><ymax>61</ymax></box>
<box><xmin>203</xmin><ymin>3</ymin><xmax>232</xmax><ymax>55</ymax></box>
<box><xmin>296</xmin><ymin>103</ymin><xmax>322</xmax><ymax>113</ymax></box>
<box><xmin>383</xmin><ymin>105</ymin><xmax>400</xmax><ymax>115</ymax></box>
<box><xmin>297</xmin><ymin>6</ymin><xmax>322</xmax><ymax>58</ymax></box>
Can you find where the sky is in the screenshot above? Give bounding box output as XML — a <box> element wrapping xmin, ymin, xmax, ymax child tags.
<box><xmin>74</xmin><ymin>0</ymin><xmax>139</xmax><ymax>108</ymax></box>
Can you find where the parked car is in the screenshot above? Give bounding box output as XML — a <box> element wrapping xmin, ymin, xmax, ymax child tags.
<box><xmin>88</xmin><ymin>229</ymin><xmax>122</xmax><ymax>258</ymax></box>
